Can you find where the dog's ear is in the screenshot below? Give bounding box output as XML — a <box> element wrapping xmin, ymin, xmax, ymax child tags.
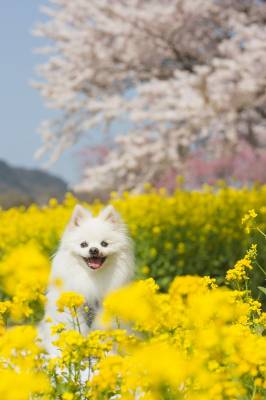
<box><xmin>68</xmin><ymin>204</ymin><xmax>92</xmax><ymax>228</ymax></box>
<box><xmin>99</xmin><ymin>205</ymin><xmax>121</xmax><ymax>225</ymax></box>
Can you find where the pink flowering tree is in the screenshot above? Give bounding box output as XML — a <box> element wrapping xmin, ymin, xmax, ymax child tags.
<box><xmin>33</xmin><ymin>0</ymin><xmax>266</xmax><ymax>195</ymax></box>
<box><xmin>183</xmin><ymin>142</ymin><xmax>266</xmax><ymax>189</ymax></box>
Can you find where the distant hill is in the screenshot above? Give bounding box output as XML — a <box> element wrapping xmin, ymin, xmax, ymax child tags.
<box><xmin>0</xmin><ymin>160</ymin><xmax>68</xmax><ymax>208</ymax></box>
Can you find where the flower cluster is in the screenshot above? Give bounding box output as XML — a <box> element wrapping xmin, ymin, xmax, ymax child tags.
<box><xmin>226</xmin><ymin>244</ymin><xmax>257</xmax><ymax>284</ymax></box>
<box><xmin>14</xmin><ymin>273</ymin><xmax>262</xmax><ymax>400</ymax></box>
<box><xmin>0</xmin><ymin>326</ymin><xmax>50</xmax><ymax>400</ymax></box>
<box><xmin>92</xmin><ymin>276</ymin><xmax>266</xmax><ymax>399</ymax></box>
<box><xmin>242</xmin><ymin>209</ymin><xmax>258</xmax><ymax>234</ymax></box>
<box><xmin>56</xmin><ymin>292</ymin><xmax>85</xmax><ymax>315</ymax></box>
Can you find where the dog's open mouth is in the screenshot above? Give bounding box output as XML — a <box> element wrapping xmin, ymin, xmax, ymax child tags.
<box><xmin>83</xmin><ymin>256</ymin><xmax>106</xmax><ymax>270</ymax></box>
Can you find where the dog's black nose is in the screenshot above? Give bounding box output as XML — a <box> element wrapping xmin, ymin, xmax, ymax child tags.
<box><xmin>89</xmin><ymin>247</ymin><xmax>99</xmax><ymax>256</ymax></box>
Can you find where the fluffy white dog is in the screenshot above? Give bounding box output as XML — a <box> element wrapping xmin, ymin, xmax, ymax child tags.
<box><xmin>39</xmin><ymin>204</ymin><xmax>134</xmax><ymax>354</ymax></box>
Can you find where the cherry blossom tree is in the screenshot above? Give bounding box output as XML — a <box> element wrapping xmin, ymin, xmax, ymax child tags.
<box><xmin>33</xmin><ymin>0</ymin><xmax>266</xmax><ymax>195</ymax></box>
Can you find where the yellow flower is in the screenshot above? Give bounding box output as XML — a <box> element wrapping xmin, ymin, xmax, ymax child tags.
<box><xmin>49</xmin><ymin>198</ymin><xmax>58</xmax><ymax>207</ymax></box>
<box><xmin>164</xmin><ymin>241</ymin><xmax>173</xmax><ymax>250</ymax></box>
<box><xmin>103</xmin><ymin>279</ymin><xmax>159</xmax><ymax>331</ymax></box>
<box><xmin>0</xmin><ymin>370</ymin><xmax>50</xmax><ymax>400</ymax></box>
<box><xmin>226</xmin><ymin>245</ymin><xmax>257</xmax><ymax>283</ymax></box>
<box><xmin>62</xmin><ymin>393</ymin><xmax>74</xmax><ymax>400</ymax></box>
<box><xmin>51</xmin><ymin>323</ymin><xmax>66</xmax><ymax>336</ymax></box>
<box><xmin>152</xmin><ymin>226</ymin><xmax>161</xmax><ymax>235</ymax></box>
<box><xmin>0</xmin><ymin>301</ymin><xmax>11</xmax><ymax>315</ymax></box>
<box><xmin>149</xmin><ymin>247</ymin><xmax>157</xmax><ymax>257</ymax></box>
<box><xmin>0</xmin><ymin>243</ymin><xmax>50</xmax><ymax>297</ymax></box>
<box><xmin>177</xmin><ymin>242</ymin><xmax>185</xmax><ymax>254</ymax></box>
<box><xmin>141</xmin><ymin>265</ymin><xmax>150</xmax><ymax>275</ymax></box>
<box><xmin>56</xmin><ymin>292</ymin><xmax>85</xmax><ymax>313</ymax></box>
<box><xmin>241</xmin><ymin>209</ymin><xmax>258</xmax><ymax>233</ymax></box>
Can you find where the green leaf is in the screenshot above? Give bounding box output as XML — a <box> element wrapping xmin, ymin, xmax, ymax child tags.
<box><xmin>258</xmin><ymin>286</ymin><xmax>266</xmax><ymax>296</ymax></box>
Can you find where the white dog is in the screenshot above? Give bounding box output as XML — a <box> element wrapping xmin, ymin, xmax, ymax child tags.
<box><xmin>39</xmin><ymin>204</ymin><xmax>134</xmax><ymax>354</ymax></box>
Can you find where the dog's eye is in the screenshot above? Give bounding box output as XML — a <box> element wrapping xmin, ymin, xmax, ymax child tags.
<box><xmin>80</xmin><ymin>241</ymin><xmax>88</xmax><ymax>248</ymax></box>
<box><xmin>101</xmin><ymin>241</ymin><xmax>108</xmax><ymax>247</ymax></box>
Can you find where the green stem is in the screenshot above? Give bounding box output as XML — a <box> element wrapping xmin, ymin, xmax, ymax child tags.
<box><xmin>256</xmin><ymin>227</ymin><xmax>266</xmax><ymax>239</ymax></box>
<box><xmin>254</xmin><ymin>261</ymin><xmax>266</xmax><ymax>277</ymax></box>
<box><xmin>68</xmin><ymin>361</ymin><xmax>72</xmax><ymax>383</ymax></box>
<box><xmin>116</xmin><ymin>317</ymin><xmax>121</xmax><ymax>329</ymax></box>
<box><xmin>251</xmin><ymin>383</ymin><xmax>256</xmax><ymax>400</ymax></box>
<box><xmin>73</xmin><ymin>306</ymin><xmax>81</xmax><ymax>333</ymax></box>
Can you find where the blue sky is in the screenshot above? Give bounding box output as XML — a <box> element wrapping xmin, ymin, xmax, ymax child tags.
<box><xmin>0</xmin><ymin>1</ymin><xmax>81</xmax><ymax>184</ymax></box>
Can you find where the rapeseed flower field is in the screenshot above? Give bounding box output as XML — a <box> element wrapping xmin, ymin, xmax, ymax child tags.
<box><xmin>1</xmin><ymin>186</ymin><xmax>266</xmax><ymax>290</ymax></box>
<box><xmin>0</xmin><ymin>187</ymin><xmax>266</xmax><ymax>399</ymax></box>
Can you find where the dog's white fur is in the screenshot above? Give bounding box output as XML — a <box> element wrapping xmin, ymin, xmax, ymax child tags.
<box><xmin>39</xmin><ymin>204</ymin><xmax>134</xmax><ymax>354</ymax></box>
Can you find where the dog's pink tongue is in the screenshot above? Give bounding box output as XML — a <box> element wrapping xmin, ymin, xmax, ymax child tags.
<box><xmin>89</xmin><ymin>258</ymin><xmax>102</xmax><ymax>269</ymax></box>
